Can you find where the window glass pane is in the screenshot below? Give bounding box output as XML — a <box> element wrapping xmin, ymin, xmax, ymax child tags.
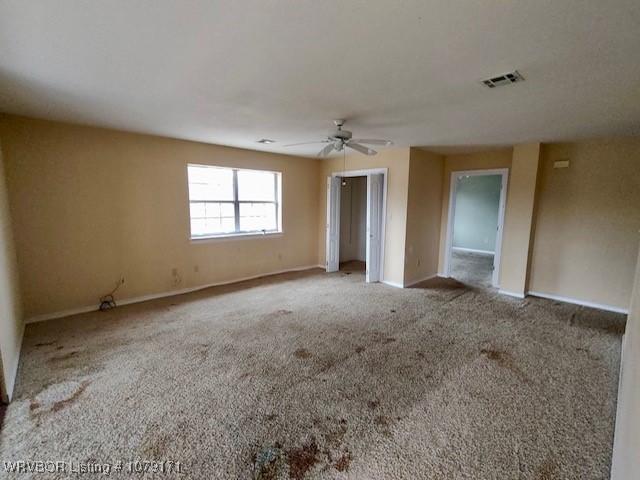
<box><xmin>220</xmin><ymin>217</ymin><xmax>235</xmax><ymax>232</ymax></box>
<box><xmin>188</xmin><ymin>165</ymin><xmax>233</xmax><ymax>201</ymax></box>
<box><xmin>190</xmin><ymin>202</ymin><xmax>205</xmax><ymax>218</ymax></box>
<box><xmin>190</xmin><ymin>219</ymin><xmax>206</xmax><ymax>236</ymax></box>
<box><xmin>237</xmin><ymin>170</ymin><xmax>275</xmax><ymax>201</ymax></box>
<box><xmin>220</xmin><ymin>203</ymin><xmax>235</xmax><ymax>217</ymax></box>
<box><xmin>239</xmin><ymin>203</ymin><xmax>277</xmax><ymax>232</ymax></box>
<box><xmin>190</xmin><ymin>201</ymin><xmax>235</xmax><ymax>236</ymax></box>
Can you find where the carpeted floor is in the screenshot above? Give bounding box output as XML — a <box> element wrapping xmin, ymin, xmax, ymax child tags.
<box><xmin>0</xmin><ymin>268</ymin><xmax>625</xmax><ymax>479</ymax></box>
<box><xmin>451</xmin><ymin>249</ymin><xmax>495</xmax><ymax>287</ymax></box>
<box><xmin>339</xmin><ymin>260</ymin><xmax>366</xmax><ymax>273</ymax></box>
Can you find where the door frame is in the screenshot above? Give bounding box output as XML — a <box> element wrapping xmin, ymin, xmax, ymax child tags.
<box><xmin>443</xmin><ymin>168</ymin><xmax>509</xmax><ymax>287</ymax></box>
<box><xmin>327</xmin><ymin>168</ymin><xmax>388</xmax><ymax>282</ymax></box>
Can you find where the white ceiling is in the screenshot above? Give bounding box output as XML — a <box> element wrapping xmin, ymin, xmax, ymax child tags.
<box><xmin>1</xmin><ymin>1</ymin><xmax>639</xmax><ymax>158</ymax></box>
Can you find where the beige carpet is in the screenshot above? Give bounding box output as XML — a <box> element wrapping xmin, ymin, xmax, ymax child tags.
<box><xmin>0</xmin><ymin>268</ymin><xmax>625</xmax><ymax>479</ymax></box>
<box><xmin>450</xmin><ymin>249</ymin><xmax>494</xmax><ymax>287</ymax></box>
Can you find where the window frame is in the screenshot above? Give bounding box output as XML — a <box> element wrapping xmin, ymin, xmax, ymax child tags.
<box><xmin>187</xmin><ymin>164</ymin><xmax>282</xmax><ymax>240</ymax></box>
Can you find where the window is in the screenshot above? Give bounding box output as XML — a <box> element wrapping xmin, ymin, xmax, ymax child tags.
<box><xmin>187</xmin><ymin>164</ymin><xmax>281</xmax><ymax>239</ymax></box>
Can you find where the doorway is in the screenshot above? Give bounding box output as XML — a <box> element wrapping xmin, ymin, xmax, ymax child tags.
<box><xmin>444</xmin><ymin>169</ymin><xmax>508</xmax><ymax>288</ymax></box>
<box><xmin>339</xmin><ymin>176</ymin><xmax>367</xmax><ymax>273</ymax></box>
<box><xmin>326</xmin><ymin>168</ymin><xmax>387</xmax><ymax>283</ymax></box>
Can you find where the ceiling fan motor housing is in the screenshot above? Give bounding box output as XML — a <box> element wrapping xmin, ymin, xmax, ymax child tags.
<box><xmin>332</xmin><ymin>129</ymin><xmax>352</xmax><ymax>141</ymax></box>
<box><xmin>331</xmin><ymin>119</ymin><xmax>352</xmax><ymax>142</ymax></box>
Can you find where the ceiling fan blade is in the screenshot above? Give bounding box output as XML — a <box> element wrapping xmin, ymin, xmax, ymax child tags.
<box><xmin>318</xmin><ymin>142</ymin><xmax>336</xmax><ymax>157</ymax></box>
<box><xmin>283</xmin><ymin>140</ymin><xmax>329</xmax><ymax>147</ymax></box>
<box><xmin>349</xmin><ymin>139</ymin><xmax>393</xmax><ymax>146</ymax></box>
<box><xmin>347</xmin><ymin>143</ymin><xmax>377</xmax><ymax>156</ymax></box>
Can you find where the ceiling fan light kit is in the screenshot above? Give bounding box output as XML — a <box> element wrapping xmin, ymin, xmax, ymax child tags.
<box><xmin>284</xmin><ymin>120</ymin><xmax>393</xmax><ymax>157</ymax></box>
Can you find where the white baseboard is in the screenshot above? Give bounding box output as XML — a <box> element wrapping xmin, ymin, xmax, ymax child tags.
<box><xmin>25</xmin><ymin>264</ymin><xmax>325</xmax><ymax>324</ymax></box>
<box><xmin>382</xmin><ymin>280</ymin><xmax>404</xmax><ymax>289</ymax></box>
<box><xmin>405</xmin><ymin>273</ymin><xmax>438</xmax><ymax>287</ymax></box>
<box><xmin>1</xmin><ymin>320</ymin><xmax>25</xmax><ymax>402</ymax></box>
<box><xmin>452</xmin><ymin>247</ymin><xmax>495</xmax><ymax>255</ymax></box>
<box><xmin>499</xmin><ymin>289</ymin><xmax>525</xmax><ymax>299</ymax></box>
<box><xmin>527</xmin><ymin>290</ymin><xmax>629</xmax><ymax>315</ymax></box>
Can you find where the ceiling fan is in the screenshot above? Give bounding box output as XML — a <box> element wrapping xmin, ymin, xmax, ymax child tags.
<box><xmin>284</xmin><ymin>120</ymin><xmax>393</xmax><ymax>157</ymax></box>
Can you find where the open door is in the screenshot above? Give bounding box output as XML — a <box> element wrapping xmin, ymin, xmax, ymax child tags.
<box><xmin>366</xmin><ymin>173</ymin><xmax>384</xmax><ymax>282</ymax></box>
<box><xmin>326</xmin><ymin>175</ymin><xmax>341</xmax><ymax>272</ymax></box>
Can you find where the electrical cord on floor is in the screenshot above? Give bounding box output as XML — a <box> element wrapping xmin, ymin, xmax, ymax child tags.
<box><xmin>99</xmin><ymin>278</ymin><xmax>123</xmax><ymax>311</ymax></box>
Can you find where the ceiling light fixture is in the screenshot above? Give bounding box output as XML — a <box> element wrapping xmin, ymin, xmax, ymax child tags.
<box><xmin>256</xmin><ymin>138</ymin><xmax>276</xmax><ymax>144</ymax></box>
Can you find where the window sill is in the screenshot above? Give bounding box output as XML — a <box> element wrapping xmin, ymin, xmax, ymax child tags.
<box><xmin>190</xmin><ymin>231</ymin><xmax>283</xmax><ymax>243</ymax></box>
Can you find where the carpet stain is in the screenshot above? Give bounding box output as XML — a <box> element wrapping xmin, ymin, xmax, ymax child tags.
<box><xmin>334</xmin><ymin>450</ymin><xmax>351</xmax><ymax>472</ymax></box>
<box><xmin>382</xmin><ymin>337</ymin><xmax>396</xmax><ymax>344</ymax></box>
<box><xmin>374</xmin><ymin>415</ymin><xmax>389</xmax><ymax>427</ymax></box>
<box><xmin>51</xmin><ymin>380</ymin><xmax>90</xmax><ymax>413</ymax></box>
<box><xmin>49</xmin><ymin>351</ymin><xmax>79</xmax><ymax>363</ymax></box>
<box><xmin>355</xmin><ymin>346</ymin><xmax>365</xmax><ymax>354</ymax></box>
<box><xmin>254</xmin><ymin>445</ymin><xmax>287</xmax><ymax>480</ymax></box>
<box><xmin>196</xmin><ymin>343</ymin><xmax>210</xmax><ymax>360</ymax></box>
<box><xmin>374</xmin><ymin>415</ymin><xmax>393</xmax><ymax>436</ymax></box>
<box><xmin>535</xmin><ymin>458</ymin><xmax>558</xmax><ymax>480</ymax></box>
<box><xmin>367</xmin><ymin>400</ymin><xmax>380</xmax><ymax>410</ymax></box>
<box><xmin>604</xmin><ymin>323</ymin><xmax>625</xmax><ymax>335</ymax></box>
<box><xmin>29</xmin><ymin>400</ymin><xmax>41</xmax><ymax>412</ymax></box>
<box><xmin>286</xmin><ymin>440</ymin><xmax>319</xmax><ymax>480</ymax></box>
<box><xmin>318</xmin><ymin>360</ymin><xmax>336</xmax><ymax>373</ymax></box>
<box><xmin>294</xmin><ymin>348</ymin><xmax>312</xmax><ymax>359</ymax></box>
<box><xmin>265</xmin><ymin>309</ymin><xmax>293</xmax><ymax>321</ymax></box>
<box><xmin>480</xmin><ymin>348</ymin><xmax>528</xmax><ymax>382</ymax></box>
<box><xmin>142</xmin><ymin>432</ymin><xmax>171</xmax><ymax>459</ymax></box>
<box><xmin>34</xmin><ymin>341</ymin><xmax>55</xmax><ymax>347</ymax></box>
<box><xmin>324</xmin><ymin>421</ymin><xmax>348</xmax><ymax>447</ymax></box>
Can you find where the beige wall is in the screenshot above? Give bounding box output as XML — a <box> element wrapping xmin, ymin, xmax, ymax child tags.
<box><xmin>528</xmin><ymin>140</ymin><xmax>640</xmax><ymax>309</ymax></box>
<box><xmin>0</xmin><ymin>115</ymin><xmax>321</xmax><ymax>320</ymax></box>
<box><xmin>0</xmin><ymin>141</ymin><xmax>24</xmax><ymax>402</ymax></box>
<box><xmin>317</xmin><ymin>148</ymin><xmax>411</xmax><ymax>286</ymax></box>
<box><xmin>499</xmin><ymin>143</ymin><xmax>541</xmax><ymax>296</ymax></box>
<box><xmin>611</xmin><ymin>244</ymin><xmax>640</xmax><ymax>480</ymax></box>
<box><xmin>404</xmin><ymin>149</ymin><xmax>444</xmax><ymax>286</ymax></box>
<box><xmin>437</xmin><ymin>149</ymin><xmax>513</xmax><ymax>274</ymax></box>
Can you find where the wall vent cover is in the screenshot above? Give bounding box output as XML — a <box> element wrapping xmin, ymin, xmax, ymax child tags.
<box><xmin>482</xmin><ymin>70</ymin><xmax>524</xmax><ymax>88</ymax></box>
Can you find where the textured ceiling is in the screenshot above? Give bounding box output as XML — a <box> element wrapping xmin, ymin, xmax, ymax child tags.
<box><xmin>1</xmin><ymin>1</ymin><xmax>639</xmax><ymax>157</ymax></box>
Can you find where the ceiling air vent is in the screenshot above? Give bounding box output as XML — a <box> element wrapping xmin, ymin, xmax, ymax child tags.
<box><xmin>482</xmin><ymin>70</ymin><xmax>524</xmax><ymax>88</ymax></box>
